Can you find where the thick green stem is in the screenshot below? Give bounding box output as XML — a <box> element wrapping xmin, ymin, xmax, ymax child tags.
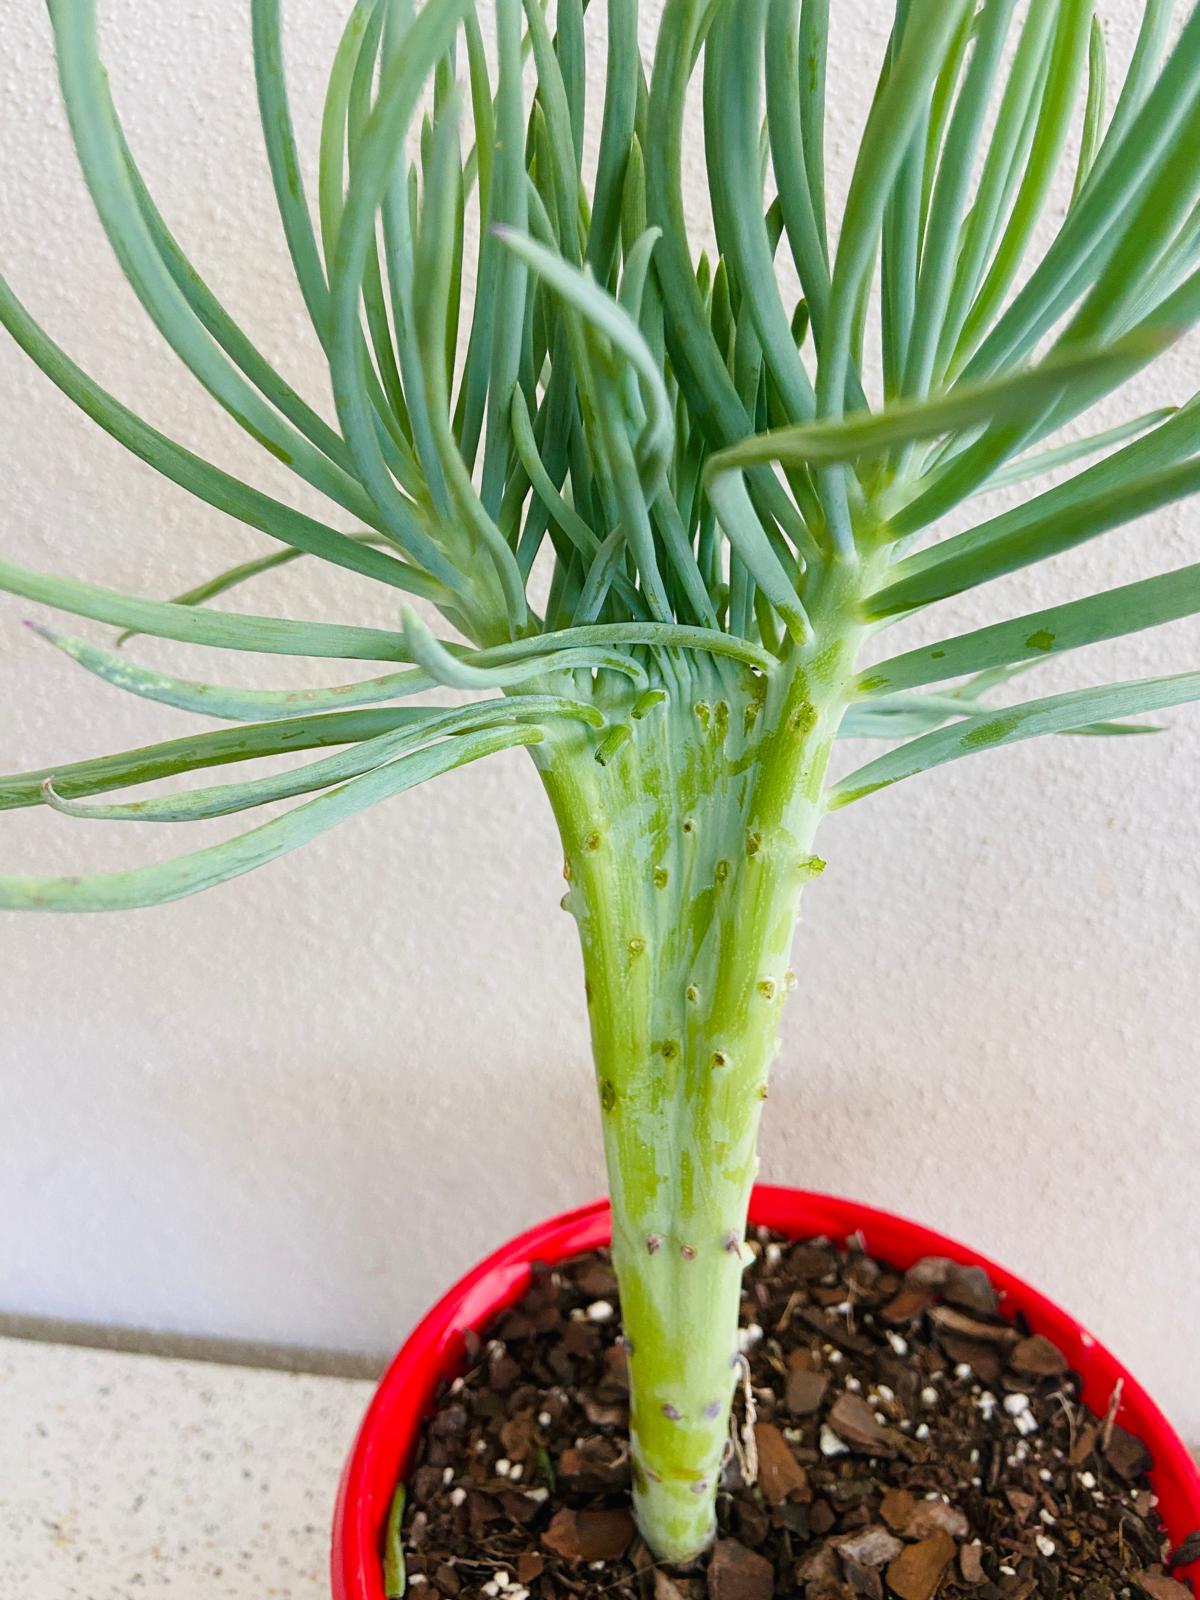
<box><xmin>533</xmin><ymin>596</ymin><xmax>865</xmax><ymax>1562</ymax></box>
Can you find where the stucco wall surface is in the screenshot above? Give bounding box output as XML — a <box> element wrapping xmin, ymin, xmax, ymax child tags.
<box><xmin>0</xmin><ymin>2</ymin><xmax>1196</xmax><ymax>1443</ymax></box>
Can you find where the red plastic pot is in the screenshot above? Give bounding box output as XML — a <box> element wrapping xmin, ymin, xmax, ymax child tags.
<box><xmin>332</xmin><ymin>1188</ymin><xmax>1200</xmax><ymax>1600</ymax></box>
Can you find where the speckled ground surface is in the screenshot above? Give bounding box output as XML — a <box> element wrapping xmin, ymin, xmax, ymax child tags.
<box><xmin>0</xmin><ymin>1335</ymin><xmax>374</xmax><ymax>1597</ymax></box>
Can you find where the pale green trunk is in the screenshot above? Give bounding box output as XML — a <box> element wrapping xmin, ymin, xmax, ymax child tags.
<box><xmin>531</xmin><ymin>598</ymin><xmax>863</xmax><ymax>1562</ymax></box>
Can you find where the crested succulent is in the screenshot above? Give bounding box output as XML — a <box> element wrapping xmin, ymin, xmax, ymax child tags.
<box><xmin>2</xmin><ymin>0</ymin><xmax>1199</xmax><ymax>1563</ymax></box>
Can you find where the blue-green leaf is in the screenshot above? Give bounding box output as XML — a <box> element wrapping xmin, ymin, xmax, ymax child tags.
<box><xmin>871</xmin><ymin>453</ymin><xmax>1200</xmax><ymax>618</ymax></box>
<box><xmin>0</xmin><ymin>726</ymin><xmax>542</xmax><ymax>912</ymax></box>
<box><xmin>0</xmin><ymin>557</ymin><xmax>411</xmax><ymax>661</ymax></box>
<box><xmin>859</xmin><ymin>564</ymin><xmax>1200</xmax><ymax>695</ymax></box>
<box><xmin>41</xmin><ymin>699</ymin><xmax>586</xmax><ymax>823</ymax></box>
<box><xmin>0</xmin><ymin>710</ymin><xmax>428</xmax><ymax>813</ymax></box>
<box><xmin>830</xmin><ymin>672</ymin><xmax>1200</xmax><ymax>808</ymax></box>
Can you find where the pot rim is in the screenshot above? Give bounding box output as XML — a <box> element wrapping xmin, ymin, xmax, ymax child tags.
<box><xmin>332</xmin><ymin>1187</ymin><xmax>1200</xmax><ymax>1600</ymax></box>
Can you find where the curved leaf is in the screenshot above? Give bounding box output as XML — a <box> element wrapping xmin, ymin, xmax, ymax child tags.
<box><xmin>251</xmin><ymin>0</ymin><xmax>332</xmax><ymax>335</ymax></box>
<box><xmin>830</xmin><ymin>671</ymin><xmax>1200</xmax><ymax>809</ymax></box>
<box><xmin>113</xmin><ymin>533</ymin><xmax>394</xmax><ymax>648</ymax></box>
<box><xmin>711</xmin><ymin>330</ymin><xmax>1171</xmax><ymax>475</ymax></box>
<box><xmin>48</xmin><ymin>0</ymin><xmax>383</xmax><ymax>527</ymax></box>
<box><xmin>402</xmin><ymin>607</ymin><xmax>649</xmax><ymax>690</ymax></box>
<box><xmin>326</xmin><ymin>0</ymin><xmax>487</xmax><ymax>600</ymax></box>
<box><xmin>25</xmin><ymin>611</ymin><xmax>772</xmax><ymax>726</ymax></box>
<box><xmin>0</xmin><ymin>275</ymin><xmax>449</xmax><ymax>605</ymax></box>
<box><xmin>494</xmin><ymin>226</ymin><xmax>674</xmax><ymax>491</ymax></box>
<box><xmin>41</xmin><ymin>698</ymin><xmax>589</xmax><ymax>823</ymax></box>
<box><xmin>0</xmin><ymin>557</ymin><xmax>411</xmax><ymax>661</ymax></box>
<box><xmin>977</xmin><ymin>408</ymin><xmax>1176</xmax><ymax>494</ymax></box>
<box><xmin>0</xmin><ymin>709</ymin><xmax>429</xmax><ymax>812</ymax></box>
<box><xmin>0</xmin><ymin>726</ymin><xmax>542</xmax><ymax>912</ymax></box>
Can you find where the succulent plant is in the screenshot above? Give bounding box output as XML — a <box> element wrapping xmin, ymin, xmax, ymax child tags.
<box><xmin>2</xmin><ymin>0</ymin><xmax>1198</xmax><ymax>1562</ymax></box>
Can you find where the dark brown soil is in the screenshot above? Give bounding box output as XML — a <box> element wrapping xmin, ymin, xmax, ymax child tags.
<box><xmin>397</xmin><ymin>1229</ymin><xmax>1198</xmax><ymax>1600</ymax></box>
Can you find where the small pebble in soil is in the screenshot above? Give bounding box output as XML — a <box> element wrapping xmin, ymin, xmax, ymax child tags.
<box><xmin>396</xmin><ymin>1233</ymin><xmax>1198</xmax><ymax>1600</ymax></box>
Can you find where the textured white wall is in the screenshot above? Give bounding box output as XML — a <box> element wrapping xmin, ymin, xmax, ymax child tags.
<box><xmin>1</xmin><ymin>3</ymin><xmax>1197</xmax><ymax>1447</ymax></box>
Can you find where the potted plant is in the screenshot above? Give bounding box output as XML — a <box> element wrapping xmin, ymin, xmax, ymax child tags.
<box><xmin>1</xmin><ymin>0</ymin><xmax>1197</xmax><ymax>1594</ymax></box>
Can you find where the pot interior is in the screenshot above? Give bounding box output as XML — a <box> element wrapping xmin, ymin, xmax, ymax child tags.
<box><xmin>331</xmin><ymin>1188</ymin><xmax>1200</xmax><ymax>1600</ymax></box>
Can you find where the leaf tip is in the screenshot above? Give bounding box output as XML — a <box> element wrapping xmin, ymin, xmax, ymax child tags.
<box><xmin>39</xmin><ymin>776</ymin><xmax>70</xmax><ymax>815</ymax></box>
